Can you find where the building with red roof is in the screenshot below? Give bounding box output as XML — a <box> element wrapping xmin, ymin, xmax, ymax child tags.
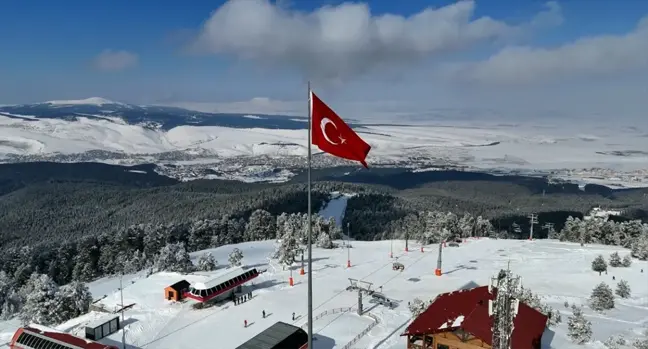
<box><xmin>401</xmin><ymin>286</ymin><xmax>548</xmax><ymax>349</ymax></box>
<box><xmin>10</xmin><ymin>325</ymin><xmax>118</xmax><ymax>349</ymax></box>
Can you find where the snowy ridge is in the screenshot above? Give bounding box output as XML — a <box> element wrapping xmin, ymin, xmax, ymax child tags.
<box><xmin>44</xmin><ymin>97</ymin><xmax>125</xmax><ymax>106</ymax></box>
<box><xmin>3</xmin><ymin>113</ymin><xmax>648</xmax><ymax>184</ymax></box>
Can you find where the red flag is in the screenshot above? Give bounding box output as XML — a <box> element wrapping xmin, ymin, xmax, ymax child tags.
<box><xmin>310</xmin><ymin>91</ymin><xmax>371</xmax><ymax>168</ymax></box>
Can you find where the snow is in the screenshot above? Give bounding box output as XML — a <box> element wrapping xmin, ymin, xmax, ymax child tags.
<box><xmin>2</xmin><ymin>239</ymin><xmax>646</xmax><ymax>349</ymax></box>
<box><xmin>317</xmin><ymin>192</ymin><xmax>355</xmax><ymax>230</ymax></box>
<box><xmin>44</xmin><ymin>97</ymin><xmax>124</xmax><ymax>106</ymax></box>
<box><xmin>3</xmin><ymin>114</ymin><xmax>648</xmax><ymax>186</ymax></box>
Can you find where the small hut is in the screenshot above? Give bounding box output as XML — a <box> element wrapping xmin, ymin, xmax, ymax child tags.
<box><xmin>85</xmin><ymin>315</ymin><xmax>120</xmax><ymax>341</ymax></box>
<box><xmin>165</xmin><ymin>280</ymin><xmax>190</xmax><ymax>301</ymax></box>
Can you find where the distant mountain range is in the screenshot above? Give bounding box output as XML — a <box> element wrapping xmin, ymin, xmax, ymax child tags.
<box><xmin>0</xmin><ymin>97</ymin><xmax>308</xmax><ymax>131</ymax></box>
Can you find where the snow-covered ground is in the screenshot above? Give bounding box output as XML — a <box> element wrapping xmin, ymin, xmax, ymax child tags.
<box><xmin>1</xmin><ymin>238</ymin><xmax>646</xmax><ymax>349</ymax></box>
<box><xmin>4</xmin><ymin>112</ymin><xmax>648</xmax><ymax>186</ymax></box>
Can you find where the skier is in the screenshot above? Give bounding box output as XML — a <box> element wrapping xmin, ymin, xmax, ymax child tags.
<box><xmin>612</xmin><ymin>276</ymin><xmax>616</xmax><ymax>280</ymax></box>
<box><xmin>292</xmin><ymin>312</ymin><xmax>295</xmax><ymax>321</ymax></box>
<box><xmin>244</xmin><ymin>320</ymin><xmax>248</xmax><ymax>328</ymax></box>
<box><xmin>262</xmin><ymin>310</ymin><xmax>266</xmax><ymax>318</ymax></box>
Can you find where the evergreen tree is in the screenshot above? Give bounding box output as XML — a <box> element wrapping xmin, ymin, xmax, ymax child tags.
<box><xmin>609</xmin><ymin>252</ymin><xmax>622</xmax><ymax>267</ymax></box>
<box><xmin>603</xmin><ymin>334</ymin><xmax>627</xmax><ymax>349</ymax></box>
<box><xmin>154</xmin><ymin>243</ymin><xmax>194</xmax><ymax>273</ymax></box>
<box><xmin>228</xmin><ymin>248</ymin><xmax>244</xmax><ymax>267</ymax></box>
<box><xmin>245</xmin><ymin>209</ymin><xmax>276</xmax><ymax>241</ymax></box>
<box><xmin>615</xmin><ymin>280</ymin><xmax>631</xmax><ymax>298</ymax></box>
<box><xmin>408</xmin><ymin>297</ymin><xmax>429</xmax><ymax>317</ymax></box>
<box><xmin>53</xmin><ymin>281</ymin><xmax>92</xmax><ymax>324</ymax></box>
<box><xmin>621</xmin><ymin>254</ymin><xmax>633</xmax><ymax>267</ymax></box>
<box><xmin>277</xmin><ymin>223</ymin><xmax>300</xmax><ymax>269</ymax></box>
<box><xmin>197</xmin><ymin>253</ymin><xmax>217</xmax><ymax>271</ymax></box>
<box><xmin>19</xmin><ymin>273</ymin><xmax>60</xmax><ymax>326</ymax></box>
<box><xmin>592</xmin><ymin>255</ymin><xmax>608</xmax><ymax>275</ymax></box>
<box><xmin>590</xmin><ymin>282</ymin><xmax>615</xmax><ymax>311</ymax></box>
<box><xmin>567</xmin><ymin>305</ymin><xmax>592</xmax><ymax>344</ymax></box>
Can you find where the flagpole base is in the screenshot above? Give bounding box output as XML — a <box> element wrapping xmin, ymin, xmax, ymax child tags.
<box><xmin>299</xmin><ymin>268</ymin><xmax>305</xmax><ymax>275</ymax></box>
<box><xmin>405</xmin><ymin>247</ymin><xmax>408</xmax><ymax>252</ymax></box>
<box><xmin>289</xmin><ymin>277</ymin><xmax>294</xmax><ymax>286</ymax></box>
<box><xmin>389</xmin><ymin>252</ymin><xmax>393</xmax><ymax>258</ymax></box>
<box><xmin>435</xmin><ymin>269</ymin><xmax>442</xmax><ymax>276</ymax></box>
<box><xmin>420</xmin><ymin>246</ymin><xmax>424</xmax><ymax>252</ymax></box>
<box><xmin>347</xmin><ymin>260</ymin><xmax>351</xmax><ymax>268</ymax></box>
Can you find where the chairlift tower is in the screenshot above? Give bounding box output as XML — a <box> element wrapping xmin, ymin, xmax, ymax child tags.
<box><xmin>527</xmin><ymin>214</ymin><xmax>538</xmax><ymax>240</ymax></box>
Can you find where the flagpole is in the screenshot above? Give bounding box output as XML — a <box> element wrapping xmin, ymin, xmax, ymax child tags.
<box><xmin>307</xmin><ymin>81</ymin><xmax>314</xmax><ymax>349</ymax></box>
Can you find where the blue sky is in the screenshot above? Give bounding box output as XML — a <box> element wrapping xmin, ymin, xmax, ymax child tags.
<box><xmin>1</xmin><ymin>0</ymin><xmax>648</xmax><ymax>118</ymax></box>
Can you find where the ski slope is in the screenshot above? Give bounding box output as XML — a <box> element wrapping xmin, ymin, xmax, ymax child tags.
<box><xmin>2</xmin><ymin>238</ymin><xmax>646</xmax><ymax>349</ymax></box>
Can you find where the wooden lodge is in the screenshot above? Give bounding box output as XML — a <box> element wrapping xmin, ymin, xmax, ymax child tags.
<box><xmin>164</xmin><ymin>279</ymin><xmax>190</xmax><ymax>302</ymax></box>
<box><xmin>401</xmin><ymin>286</ymin><xmax>548</xmax><ymax>349</ymax></box>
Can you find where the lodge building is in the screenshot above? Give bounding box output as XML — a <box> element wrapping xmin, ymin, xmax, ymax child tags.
<box><xmin>401</xmin><ymin>286</ymin><xmax>548</xmax><ymax>349</ymax></box>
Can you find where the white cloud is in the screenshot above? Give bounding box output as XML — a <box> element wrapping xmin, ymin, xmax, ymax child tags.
<box><xmin>446</xmin><ymin>15</ymin><xmax>648</xmax><ymax>85</ymax></box>
<box><xmin>189</xmin><ymin>0</ymin><xmax>559</xmax><ymax>82</ymax></box>
<box><xmin>92</xmin><ymin>50</ymin><xmax>139</xmax><ymax>72</ymax></box>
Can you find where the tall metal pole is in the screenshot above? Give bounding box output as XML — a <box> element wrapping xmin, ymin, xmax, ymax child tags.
<box><xmin>306</xmin><ymin>81</ymin><xmax>314</xmax><ymax>349</ymax></box>
<box><xmin>347</xmin><ymin>222</ymin><xmax>351</xmax><ymax>267</ymax></box>
<box><xmin>120</xmin><ymin>274</ymin><xmax>126</xmax><ymax>349</ymax></box>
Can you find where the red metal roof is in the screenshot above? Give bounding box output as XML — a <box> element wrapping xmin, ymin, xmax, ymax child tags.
<box><xmin>402</xmin><ymin>286</ymin><xmax>547</xmax><ymax>349</ymax></box>
<box><xmin>21</xmin><ymin>326</ymin><xmax>117</xmax><ymax>349</ymax></box>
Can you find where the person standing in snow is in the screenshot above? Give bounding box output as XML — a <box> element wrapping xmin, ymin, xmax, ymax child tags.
<box><xmin>262</xmin><ymin>310</ymin><xmax>266</xmax><ymax>318</ymax></box>
<box><xmin>244</xmin><ymin>320</ymin><xmax>248</xmax><ymax>328</ymax></box>
<box><xmin>292</xmin><ymin>312</ymin><xmax>295</xmax><ymax>320</ymax></box>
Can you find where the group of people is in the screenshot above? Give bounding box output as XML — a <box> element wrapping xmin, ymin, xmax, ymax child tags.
<box><xmin>233</xmin><ymin>291</ymin><xmax>253</xmax><ymax>305</ymax></box>
<box><xmin>243</xmin><ymin>310</ymin><xmax>298</xmax><ymax>328</ymax></box>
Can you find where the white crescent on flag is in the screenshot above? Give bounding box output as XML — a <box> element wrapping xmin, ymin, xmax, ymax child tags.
<box><xmin>320</xmin><ymin>117</ymin><xmax>339</xmax><ymax>145</ymax></box>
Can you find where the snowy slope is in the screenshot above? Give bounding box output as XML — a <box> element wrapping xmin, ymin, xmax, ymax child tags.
<box><xmin>4</xmin><ymin>112</ymin><xmax>648</xmax><ymax>175</ymax></box>
<box><xmin>1</xmin><ymin>239</ymin><xmax>646</xmax><ymax>349</ymax></box>
<box><xmin>45</xmin><ymin>97</ymin><xmax>126</xmax><ymax>106</ymax></box>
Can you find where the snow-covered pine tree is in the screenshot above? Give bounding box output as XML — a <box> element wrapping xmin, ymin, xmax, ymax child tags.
<box><xmin>228</xmin><ymin>248</ymin><xmax>244</xmax><ymax>268</ymax></box>
<box><xmin>277</xmin><ymin>222</ymin><xmax>300</xmax><ymax>269</ymax></box>
<box><xmin>316</xmin><ymin>230</ymin><xmax>334</xmax><ymax>249</ymax></box>
<box><xmin>633</xmin><ymin>338</ymin><xmax>648</xmax><ymax>349</ymax></box>
<box><xmin>0</xmin><ymin>271</ymin><xmax>14</xmax><ymax>319</ymax></box>
<box><xmin>154</xmin><ymin>243</ymin><xmax>194</xmax><ymax>273</ymax></box>
<box><xmin>567</xmin><ymin>305</ymin><xmax>592</xmax><ymax>344</ymax></box>
<box><xmin>53</xmin><ymin>281</ymin><xmax>92</xmax><ymax>324</ymax></box>
<box><xmin>590</xmin><ymin>282</ymin><xmax>615</xmax><ymax>311</ymax></box>
<box><xmin>609</xmin><ymin>252</ymin><xmax>622</xmax><ymax>267</ymax></box>
<box><xmin>603</xmin><ymin>334</ymin><xmax>627</xmax><ymax>349</ymax></box>
<box><xmin>592</xmin><ymin>255</ymin><xmax>608</xmax><ymax>275</ymax></box>
<box><xmin>197</xmin><ymin>253</ymin><xmax>218</xmax><ymax>271</ymax></box>
<box><xmin>408</xmin><ymin>297</ymin><xmax>429</xmax><ymax>317</ymax></box>
<box><xmin>615</xmin><ymin>280</ymin><xmax>631</xmax><ymax>298</ymax></box>
<box><xmin>19</xmin><ymin>273</ymin><xmax>60</xmax><ymax>326</ymax></box>
<box><xmin>622</xmin><ymin>254</ymin><xmax>633</xmax><ymax>267</ymax></box>
<box><xmin>245</xmin><ymin>209</ymin><xmax>276</xmax><ymax>241</ymax></box>
<box><xmin>631</xmin><ymin>233</ymin><xmax>648</xmax><ymax>260</ymax></box>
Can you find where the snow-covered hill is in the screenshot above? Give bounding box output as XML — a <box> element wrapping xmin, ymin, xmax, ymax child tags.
<box><xmin>1</xmin><ymin>239</ymin><xmax>646</xmax><ymax>349</ymax></box>
<box><xmin>3</xmin><ymin>98</ymin><xmax>648</xmax><ymax>187</ymax></box>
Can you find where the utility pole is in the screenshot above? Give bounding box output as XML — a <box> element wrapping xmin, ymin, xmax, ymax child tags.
<box><xmin>527</xmin><ymin>214</ymin><xmax>538</xmax><ymax>240</ymax></box>
<box><xmin>347</xmin><ymin>223</ymin><xmax>351</xmax><ymax>268</ymax></box>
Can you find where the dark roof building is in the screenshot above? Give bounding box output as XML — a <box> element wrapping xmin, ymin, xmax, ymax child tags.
<box><xmin>235</xmin><ymin>321</ymin><xmax>308</xmax><ymax>349</ymax></box>
<box><xmin>10</xmin><ymin>325</ymin><xmax>118</xmax><ymax>349</ymax></box>
<box><xmin>401</xmin><ymin>286</ymin><xmax>548</xmax><ymax>349</ymax></box>
<box><xmin>168</xmin><ymin>280</ymin><xmax>190</xmax><ymax>292</ymax></box>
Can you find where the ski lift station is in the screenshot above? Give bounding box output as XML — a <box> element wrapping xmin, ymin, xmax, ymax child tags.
<box><xmin>183</xmin><ymin>266</ymin><xmax>260</xmax><ymax>303</ymax></box>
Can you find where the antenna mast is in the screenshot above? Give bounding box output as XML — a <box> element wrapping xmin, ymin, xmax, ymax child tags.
<box><xmin>489</xmin><ymin>263</ymin><xmax>520</xmax><ymax>349</ymax></box>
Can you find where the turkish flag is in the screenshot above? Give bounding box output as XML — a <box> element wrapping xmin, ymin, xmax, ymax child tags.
<box><xmin>310</xmin><ymin>91</ymin><xmax>371</xmax><ymax>168</ymax></box>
